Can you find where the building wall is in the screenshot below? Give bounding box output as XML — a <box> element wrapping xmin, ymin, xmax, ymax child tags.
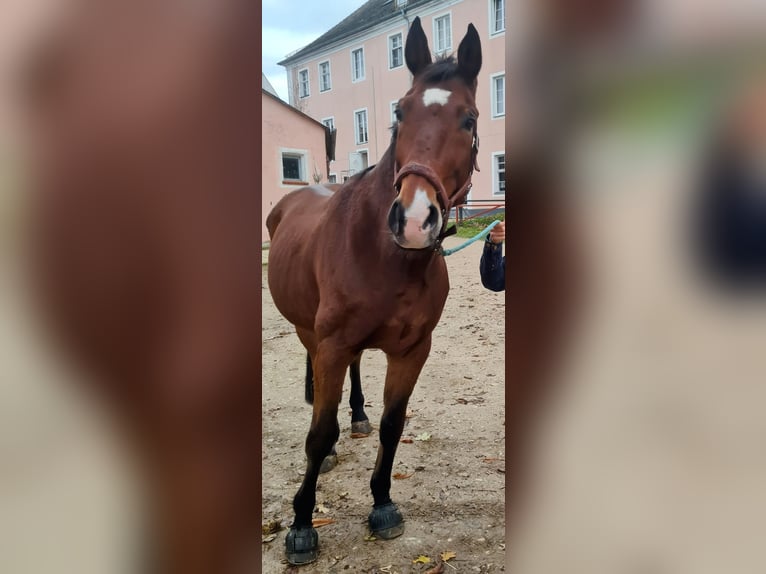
<box><xmin>283</xmin><ymin>0</ymin><xmax>506</xmax><ymax>203</ymax></box>
<box><xmin>261</xmin><ymin>92</ymin><xmax>327</xmax><ymax>242</ymax></box>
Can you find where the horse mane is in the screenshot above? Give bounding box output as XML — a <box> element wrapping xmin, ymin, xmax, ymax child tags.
<box><xmin>419</xmin><ymin>55</ymin><xmax>460</xmax><ymax>84</ymax></box>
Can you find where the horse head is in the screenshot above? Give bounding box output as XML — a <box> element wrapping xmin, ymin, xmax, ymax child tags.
<box><xmin>387</xmin><ymin>16</ymin><xmax>482</xmax><ymax>250</ymax></box>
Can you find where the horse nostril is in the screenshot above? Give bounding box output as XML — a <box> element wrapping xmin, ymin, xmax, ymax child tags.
<box><xmin>423</xmin><ymin>205</ymin><xmax>439</xmax><ymax>230</ymax></box>
<box><xmin>388</xmin><ymin>201</ymin><xmax>405</xmax><ymax>235</ymax></box>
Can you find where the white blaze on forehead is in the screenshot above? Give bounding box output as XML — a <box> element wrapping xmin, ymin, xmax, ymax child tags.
<box><xmin>422</xmin><ymin>88</ymin><xmax>451</xmax><ymax>107</ymax></box>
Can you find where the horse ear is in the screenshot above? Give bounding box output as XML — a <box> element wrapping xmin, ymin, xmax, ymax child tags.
<box><xmin>405</xmin><ymin>17</ymin><xmax>432</xmax><ymax>77</ymax></box>
<box><xmin>457</xmin><ymin>23</ymin><xmax>482</xmax><ymax>84</ymax></box>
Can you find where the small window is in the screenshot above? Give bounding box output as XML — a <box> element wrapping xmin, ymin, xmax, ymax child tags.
<box><xmin>322</xmin><ymin>117</ymin><xmax>335</xmax><ymax>131</ymax></box>
<box><xmin>351</xmin><ymin>48</ymin><xmax>365</xmax><ymax>82</ymax></box>
<box><xmin>319</xmin><ymin>61</ymin><xmax>331</xmax><ymax>92</ymax></box>
<box><xmin>493</xmin><ymin>153</ymin><xmax>505</xmax><ymax>196</ymax></box>
<box><xmin>491</xmin><ymin>73</ymin><xmax>505</xmax><ymax>118</ymax></box>
<box><xmin>328</xmin><ymin>173</ymin><xmax>337</xmax><ymax>184</ymax></box>
<box><xmin>433</xmin><ymin>14</ymin><xmax>452</xmax><ymax>54</ymax></box>
<box><xmin>395</xmin><ymin>0</ymin><xmax>407</xmax><ymax>7</ymax></box>
<box><xmin>389</xmin><ymin>33</ymin><xmax>403</xmax><ymax>69</ymax></box>
<box><xmin>390</xmin><ymin>101</ymin><xmax>399</xmax><ymax>125</ymax></box>
<box><xmin>282</xmin><ymin>152</ymin><xmax>307</xmax><ymax>184</ymax></box>
<box><xmin>298</xmin><ymin>69</ymin><xmax>309</xmax><ymax>98</ymax></box>
<box><xmin>490</xmin><ymin>0</ymin><xmax>505</xmax><ymax>35</ymax></box>
<box><xmin>354</xmin><ymin>109</ymin><xmax>368</xmax><ymax>145</ymax></box>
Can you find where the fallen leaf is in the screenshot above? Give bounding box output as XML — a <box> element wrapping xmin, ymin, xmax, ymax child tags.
<box><xmin>415</xmin><ymin>432</ymin><xmax>432</xmax><ymax>441</ymax></box>
<box><xmin>363</xmin><ymin>533</ymin><xmax>377</xmax><ymax>541</ymax></box>
<box><xmin>413</xmin><ymin>555</ymin><xmax>431</xmax><ymax>564</ymax></box>
<box><xmin>311</xmin><ymin>518</ymin><xmax>335</xmax><ymax>528</ymax></box>
<box><xmin>393</xmin><ymin>472</ymin><xmax>413</xmax><ymax>480</ymax></box>
<box><xmin>261</xmin><ymin>519</ymin><xmax>283</xmax><ymax>535</ymax></box>
<box><xmin>400</xmin><ymin>437</ymin><xmax>413</xmax><ymax>444</ymax></box>
<box><xmin>350</xmin><ymin>432</ymin><xmax>370</xmax><ymax>439</ymax></box>
<box><xmin>440</xmin><ymin>551</ymin><xmax>456</xmax><ymax>562</ymax></box>
<box><xmin>262</xmin><ymin>534</ymin><xmax>277</xmax><ymax>543</ymax></box>
<box><xmin>425</xmin><ymin>563</ymin><xmax>445</xmax><ymax>574</ymax></box>
<box><xmin>482</xmin><ymin>457</ymin><xmax>503</xmax><ymax>463</ymax></box>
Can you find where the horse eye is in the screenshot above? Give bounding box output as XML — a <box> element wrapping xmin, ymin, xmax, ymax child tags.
<box><xmin>463</xmin><ymin>116</ymin><xmax>476</xmax><ymax>130</ymax></box>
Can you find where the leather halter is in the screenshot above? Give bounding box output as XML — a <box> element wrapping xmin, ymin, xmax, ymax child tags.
<box><xmin>392</xmin><ymin>129</ymin><xmax>480</xmax><ymax>248</ymax></box>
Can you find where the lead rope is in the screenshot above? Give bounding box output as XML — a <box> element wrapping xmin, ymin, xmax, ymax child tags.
<box><xmin>439</xmin><ymin>219</ymin><xmax>501</xmax><ymax>256</ymax></box>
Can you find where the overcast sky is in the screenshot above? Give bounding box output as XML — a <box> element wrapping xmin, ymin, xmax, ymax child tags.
<box><xmin>262</xmin><ymin>0</ymin><xmax>369</xmax><ymax>102</ymax></box>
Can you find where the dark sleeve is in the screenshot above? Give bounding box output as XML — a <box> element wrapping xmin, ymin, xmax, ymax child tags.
<box><xmin>480</xmin><ymin>240</ymin><xmax>505</xmax><ymax>291</ymax></box>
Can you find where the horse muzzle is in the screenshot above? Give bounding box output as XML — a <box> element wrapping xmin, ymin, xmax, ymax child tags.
<box><xmin>388</xmin><ymin>163</ymin><xmax>447</xmax><ymax>249</ymax></box>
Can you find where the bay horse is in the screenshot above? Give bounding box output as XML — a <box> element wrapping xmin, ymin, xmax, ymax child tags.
<box><xmin>267</xmin><ymin>16</ymin><xmax>482</xmax><ymax>565</ymax></box>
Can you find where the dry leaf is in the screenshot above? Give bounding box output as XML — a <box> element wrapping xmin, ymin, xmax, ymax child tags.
<box><xmin>414</xmin><ymin>432</ymin><xmax>432</xmax><ymax>441</ymax></box>
<box><xmin>311</xmin><ymin>518</ymin><xmax>335</xmax><ymax>528</ymax></box>
<box><xmin>400</xmin><ymin>437</ymin><xmax>413</xmax><ymax>444</ymax></box>
<box><xmin>425</xmin><ymin>563</ymin><xmax>446</xmax><ymax>574</ymax></box>
<box><xmin>316</xmin><ymin>503</ymin><xmax>329</xmax><ymax>514</ymax></box>
<box><xmin>363</xmin><ymin>533</ymin><xmax>377</xmax><ymax>541</ymax></box>
<box><xmin>440</xmin><ymin>551</ymin><xmax>456</xmax><ymax>562</ymax></box>
<box><xmin>482</xmin><ymin>457</ymin><xmax>503</xmax><ymax>463</ymax></box>
<box><xmin>393</xmin><ymin>472</ymin><xmax>413</xmax><ymax>480</ymax></box>
<box><xmin>413</xmin><ymin>555</ymin><xmax>431</xmax><ymax>564</ymax></box>
<box><xmin>262</xmin><ymin>534</ymin><xmax>277</xmax><ymax>543</ymax></box>
<box><xmin>261</xmin><ymin>519</ymin><xmax>282</xmax><ymax>535</ymax></box>
<box><xmin>350</xmin><ymin>432</ymin><xmax>370</xmax><ymax>439</ymax></box>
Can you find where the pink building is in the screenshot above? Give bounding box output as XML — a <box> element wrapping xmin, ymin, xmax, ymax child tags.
<box><xmin>262</xmin><ymin>75</ymin><xmax>329</xmax><ymax>242</ymax></box>
<box><xmin>278</xmin><ymin>0</ymin><xmax>506</xmax><ymax>206</ymax></box>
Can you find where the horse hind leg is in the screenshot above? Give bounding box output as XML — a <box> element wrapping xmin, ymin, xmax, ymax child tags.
<box><xmin>349</xmin><ymin>354</ymin><xmax>373</xmax><ymax>435</ymax></box>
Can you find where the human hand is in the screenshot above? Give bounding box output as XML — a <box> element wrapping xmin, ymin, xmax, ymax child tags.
<box><xmin>488</xmin><ymin>221</ymin><xmax>505</xmax><ymax>244</ymax></box>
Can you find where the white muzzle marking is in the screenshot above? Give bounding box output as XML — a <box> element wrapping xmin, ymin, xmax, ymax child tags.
<box><xmin>401</xmin><ymin>188</ymin><xmax>441</xmax><ymax>248</ymax></box>
<box><xmin>422</xmin><ymin>88</ymin><xmax>451</xmax><ymax>107</ymax></box>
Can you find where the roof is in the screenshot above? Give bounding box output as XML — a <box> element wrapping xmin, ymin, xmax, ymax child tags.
<box><xmin>262</xmin><ymin>73</ymin><xmax>278</xmax><ymax>97</ymax></box>
<box><xmin>278</xmin><ymin>0</ymin><xmax>435</xmax><ymax>66</ymax></box>
<box><xmin>261</xmin><ymin>89</ymin><xmax>327</xmax><ymax>130</ymax></box>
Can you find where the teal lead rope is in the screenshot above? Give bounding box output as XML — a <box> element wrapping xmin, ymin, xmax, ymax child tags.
<box><xmin>439</xmin><ymin>219</ymin><xmax>501</xmax><ymax>256</ymax></box>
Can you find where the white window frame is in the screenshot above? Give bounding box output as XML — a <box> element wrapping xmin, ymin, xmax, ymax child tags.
<box><xmin>388</xmin><ymin>31</ymin><xmax>404</xmax><ymax>70</ymax></box>
<box><xmin>395</xmin><ymin>0</ymin><xmax>408</xmax><ymax>8</ymax></box>
<box><xmin>354</xmin><ymin>108</ymin><xmax>369</xmax><ymax>145</ymax></box>
<box><xmin>432</xmin><ymin>13</ymin><xmax>452</xmax><ymax>55</ymax></box>
<box><xmin>321</xmin><ymin>116</ymin><xmax>335</xmax><ymax>131</ymax></box>
<box><xmin>328</xmin><ymin>173</ymin><xmax>338</xmax><ymax>184</ymax></box>
<box><xmin>351</xmin><ymin>47</ymin><xmax>365</xmax><ymax>83</ymax></box>
<box><xmin>492</xmin><ymin>151</ymin><xmax>506</xmax><ymax>197</ymax></box>
<box><xmin>279</xmin><ymin>148</ymin><xmax>309</xmax><ymax>187</ymax></box>
<box><xmin>297</xmin><ymin>68</ymin><xmax>310</xmax><ymax>98</ymax></box>
<box><xmin>490</xmin><ymin>72</ymin><xmax>505</xmax><ymax>118</ymax></box>
<box><xmin>489</xmin><ymin>0</ymin><xmax>505</xmax><ymax>36</ymax></box>
<box><xmin>390</xmin><ymin>100</ymin><xmax>399</xmax><ymax>125</ymax></box>
<box><xmin>318</xmin><ymin>60</ymin><xmax>331</xmax><ymax>92</ymax></box>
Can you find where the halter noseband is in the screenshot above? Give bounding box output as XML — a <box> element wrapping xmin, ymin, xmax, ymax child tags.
<box><xmin>392</xmin><ymin>130</ymin><xmax>480</xmax><ymax>249</ymax></box>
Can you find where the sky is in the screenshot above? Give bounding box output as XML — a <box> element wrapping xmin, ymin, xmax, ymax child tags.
<box><xmin>262</xmin><ymin>0</ymin><xmax>369</xmax><ymax>102</ymax></box>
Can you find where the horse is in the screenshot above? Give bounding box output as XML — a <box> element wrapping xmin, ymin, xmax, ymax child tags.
<box><xmin>304</xmin><ymin>351</ymin><xmax>372</xmax><ymax>473</ymax></box>
<box><xmin>24</xmin><ymin>2</ymin><xmax>261</xmax><ymax>573</ymax></box>
<box><xmin>266</xmin><ymin>16</ymin><xmax>482</xmax><ymax>565</ymax></box>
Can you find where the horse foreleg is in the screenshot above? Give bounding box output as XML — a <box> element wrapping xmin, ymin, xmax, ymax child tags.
<box><xmin>286</xmin><ymin>342</ymin><xmax>349</xmax><ymax>565</ymax></box>
<box><xmin>349</xmin><ymin>353</ymin><xmax>373</xmax><ymax>434</ymax></box>
<box><xmin>368</xmin><ymin>338</ymin><xmax>431</xmax><ymax>540</ymax></box>
<box><xmin>303</xmin><ymin>350</ymin><xmax>339</xmax><ymax>473</ymax></box>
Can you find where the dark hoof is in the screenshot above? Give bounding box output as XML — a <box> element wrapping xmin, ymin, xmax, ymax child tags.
<box><xmin>368</xmin><ymin>502</ymin><xmax>405</xmax><ymax>540</ymax></box>
<box><xmin>285</xmin><ymin>526</ymin><xmax>319</xmax><ymax>565</ymax></box>
<box><xmin>351</xmin><ymin>419</ymin><xmax>373</xmax><ymax>435</ymax></box>
<box><xmin>319</xmin><ymin>454</ymin><xmax>337</xmax><ymax>474</ymax></box>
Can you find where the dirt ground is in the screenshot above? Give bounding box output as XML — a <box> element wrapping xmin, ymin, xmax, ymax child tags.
<box><xmin>261</xmin><ymin>236</ymin><xmax>506</xmax><ymax>574</ymax></box>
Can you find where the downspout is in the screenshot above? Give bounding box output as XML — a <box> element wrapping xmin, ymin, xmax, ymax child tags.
<box><xmin>400</xmin><ymin>8</ymin><xmax>410</xmax><ymax>29</ymax></box>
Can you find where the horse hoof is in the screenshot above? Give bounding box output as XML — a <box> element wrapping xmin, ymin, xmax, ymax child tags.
<box><xmin>368</xmin><ymin>502</ymin><xmax>405</xmax><ymax>540</ymax></box>
<box><xmin>319</xmin><ymin>454</ymin><xmax>338</xmax><ymax>474</ymax></box>
<box><xmin>285</xmin><ymin>526</ymin><xmax>319</xmax><ymax>565</ymax></box>
<box><xmin>351</xmin><ymin>420</ymin><xmax>373</xmax><ymax>435</ymax></box>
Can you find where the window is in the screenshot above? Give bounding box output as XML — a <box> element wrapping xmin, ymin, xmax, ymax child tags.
<box><xmin>491</xmin><ymin>73</ymin><xmax>505</xmax><ymax>118</ymax></box>
<box><xmin>490</xmin><ymin>0</ymin><xmax>505</xmax><ymax>34</ymax></box>
<box><xmin>281</xmin><ymin>151</ymin><xmax>307</xmax><ymax>184</ymax></box>
<box><xmin>390</xmin><ymin>101</ymin><xmax>399</xmax><ymax>125</ymax></box>
<box><xmin>328</xmin><ymin>173</ymin><xmax>337</xmax><ymax>184</ymax></box>
<box><xmin>395</xmin><ymin>0</ymin><xmax>407</xmax><ymax>7</ymax></box>
<box><xmin>351</xmin><ymin>47</ymin><xmax>365</xmax><ymax>82</ymax></box>
<box><xmin>389</xmin><ymin>33</ymin><xmax>403</xmax><ymax>69</ymax></box>
<box><xmin>433</xmin><ymin>14</ymin><xmax>452</xmax><ymax>54</ymax></box>
<box><xmin>354</xmin><ymin>109</ymin><xmax>368</xmax><ymax>145</ymax></box>
<box><xmin>493</xmin><ymin>153</ymin><xmax>505</xmax><ymax>196</ymax></box>
<box><xmin>318</xmin><ymin>61</ymin><xmax>331</xmax><ymax>92</ymax></box>
<box><xmin>298</xmin><ymin>68</ymin><xmax>309</xmax><ymax>98</ymax></box>
<box><xmin>321</xmin><ymin>117</ymin><xmax>335</xmax><ymax>131</ymax></box>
